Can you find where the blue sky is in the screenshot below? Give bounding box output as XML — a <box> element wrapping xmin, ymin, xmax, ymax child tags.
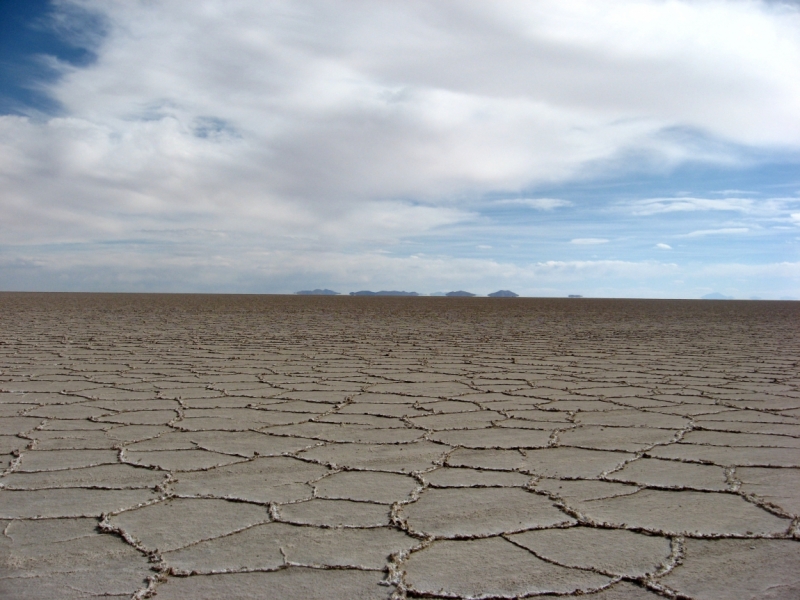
<box><xmin>1</xmin><ymin>1</ymin><xmax>799</xmax><ymax>298</ymax></box>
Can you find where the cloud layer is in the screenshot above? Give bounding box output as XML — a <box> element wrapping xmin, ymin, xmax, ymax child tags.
<box><xmin>1</xmin><ymin>0</ymin><xmax>799</xmax><ymax>296</ymax></box>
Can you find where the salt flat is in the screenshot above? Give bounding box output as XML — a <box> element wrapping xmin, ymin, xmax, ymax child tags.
<box><xmin>0</xmin><ymin>293</ymin><xmax>798</xmax><ymax>599</ymax></box>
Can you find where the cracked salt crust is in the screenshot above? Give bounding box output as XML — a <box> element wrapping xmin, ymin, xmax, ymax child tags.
<box><xmin>0</xmin><ymin>294</ymin><xmax>799</xmax><ymax>599</ymax></box>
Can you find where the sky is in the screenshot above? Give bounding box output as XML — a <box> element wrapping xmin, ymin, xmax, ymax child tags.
<box><xmin>1</xmin><ymin>0</ymin><xmax>799</xmax><ymax>298</ymax></box>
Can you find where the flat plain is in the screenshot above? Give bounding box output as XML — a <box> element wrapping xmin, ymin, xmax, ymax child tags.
<box><xmin>0</xmin><ymin>292</ymin><xmax>798</xmax><ymax>599</ymax></box>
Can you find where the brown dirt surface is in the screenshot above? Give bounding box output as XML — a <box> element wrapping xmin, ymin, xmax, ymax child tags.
<box><xmin>0</xmin><ymin>293</ymin><xmax>798</xmax><ymax>599</ymax></box>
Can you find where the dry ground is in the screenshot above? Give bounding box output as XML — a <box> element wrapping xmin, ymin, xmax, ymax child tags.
<box><xmin>1</xmin><ymin>293</ymin><xmax>799</xmax><ymax>599</ymax></box>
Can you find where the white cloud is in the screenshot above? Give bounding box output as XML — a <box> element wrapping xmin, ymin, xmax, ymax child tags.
<box><xmin>655</xmin><ymin>243</ymin><xmax>672</xmax><ymax>249</ymax></box>
<box><xmin>7</xmin><ymin>3</ymin><xmax>800</xmax><ymax>213</ymax></box>
<box><xmin>494</xmin><ymin>198</ymin><xmax>572</xmax><ymax>210</ymax></box>
<box><xmin>571</xmin><ymin>238</ymin><xmax>609</xmax><ymax>245</ymax></box>
<box><xmin>711</xmin><ymin>189</ymin><xmax>757</xmax><ymax>196</ymax></box>
<box><xmin>628</xmin><ymin>196</ymin><xmax>800</xmax><ymax>217</ymax></box>
<box><xmin>630</xmin><ymin>197</ymin><xmax>756</xmax><ymax>215</ymax></box>
<box><xmin>318</xmin><ymin>202</ymin><xmax>474</xmax><ymax>242</ymax></box>
<box><xmin>680</xmin><ymin>228</ymin><xmax>749</xmax><ymax>237</ymax></box>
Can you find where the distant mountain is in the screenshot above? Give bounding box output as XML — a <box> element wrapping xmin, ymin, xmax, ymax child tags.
<box><xmin>488</xmin><ymin>290</ymin><xmax>518</xmax><ymax>298</ymax></box>
<box><xmin>446</xmin><ymin>290</ymin><xmax>476</xmax><ymax>297</ymax></box>
<box><xmin>350</xmin><ymin>290</ymin><xmax>420</xmax><ymax>296</ymax></box>
<box><xmin>429</xmin><ymin>292</ymin><xmax>447</xmax><ymax>296</ymax></box>
<box><xmin>568</xmin><ymin>294</ymin><xmax>583</xmax><ymax>298</ymax></box>
<box><xmin>295</xmin><ymin>289</ymin><xmax>339</xmax><ymax>295</ymax></box>
<box><xmin>702</xmin><ymin>292</ymin><xmax>734</xmax><ymax>300</ymax></box>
